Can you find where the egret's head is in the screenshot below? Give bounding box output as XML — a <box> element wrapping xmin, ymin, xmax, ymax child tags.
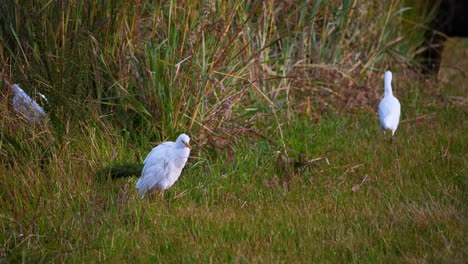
<box><xmin>384</xmin><ymin>71</ymin><xmax>392</xmax><ymax>83</ymax></box>
<box><xmin>177</xmin><ymin>133</ymin><xmax>191</xmax><ymax>149</ymax></box>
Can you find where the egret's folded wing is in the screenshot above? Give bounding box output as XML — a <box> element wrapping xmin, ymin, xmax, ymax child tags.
<box><xmin>137</xmin><ymin>147</ymin><xmax>170</xmax><ymax>195</ymax></box>
<box><xmin>13</xmin><ymin>92</ymin><xmax>46</xmax><ymax>124</ymax></box>
<box><xmin>378</xmin><ymin>100</ymin><xmax>392</xmax><ymax>124</ymax></box>
<box><xmin>30</xmin><ymin>100</ymin><xmax>46</xmax><ymax>116</ymax></box>
<box><xmin>379</xmin><ymin>97</ymin><xmax>400</xmax><ymax>128</ymax></box>
<box><xmin>137</xmin><ymin>163</ymin><xmax>168</xmax><ymax>195</ymax></box>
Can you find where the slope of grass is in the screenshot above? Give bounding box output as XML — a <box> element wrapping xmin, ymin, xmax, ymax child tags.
<box><xmin>1</xmin><ymin>87</ymin><xmax>466</xmax><ymax>262</ymax></box>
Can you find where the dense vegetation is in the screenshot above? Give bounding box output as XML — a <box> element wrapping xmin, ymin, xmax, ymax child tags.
<box><xmin>1</xmin><ymin>0</ymin><xmax>466</xmax><ymax>262</ymax></box>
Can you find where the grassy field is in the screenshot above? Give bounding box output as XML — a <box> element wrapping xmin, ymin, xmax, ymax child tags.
<box><xmin>1</xmin><ymin>0</ymin><xmax>466</xmax><ymax>262</ymax></box>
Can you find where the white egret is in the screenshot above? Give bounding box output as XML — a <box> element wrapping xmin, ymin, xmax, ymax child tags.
<box><xmin>378</xmin><ymin>71</ymin><xmax>401</xmax><ymax>136</ymax></box>
<box><xmin>136</xmin><ymin>134</ymin><xmax>191</xmax><ymax>197</ymax></box>
<box><xmin>11</xmin><ymin>84</ymin><xmax>47</xmax><ymax>124</ymax></box>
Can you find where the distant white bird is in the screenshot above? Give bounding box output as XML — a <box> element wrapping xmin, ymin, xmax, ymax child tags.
<box><xmin>136</xmin><ymin>134</ymin><xmax>191</xmax><ymax>197</ymax></box>
<box><xmin>11</xmin><ymin>84</ymin><xmax>47</xmax><ymax>124</ymax></box>
<box><xmin>378</xmin><ymin>71</ymin><xmax>401</xmax><ymax>136</ymax></box>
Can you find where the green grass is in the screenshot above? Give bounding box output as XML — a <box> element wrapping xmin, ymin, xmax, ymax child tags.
<box><xmin>1</xmin><ymin>97</ymin><xmax>465</xmax><ymax>262</ymax></box>
<box><xmin>0</xmin><ymin>0</ymin><xmax>466</xmax><ymax>262</ymax></box>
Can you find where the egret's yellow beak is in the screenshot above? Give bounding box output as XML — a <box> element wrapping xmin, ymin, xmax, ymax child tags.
<box><xmin>183</xmin><ymin>141</ymin><xmax>191</xmax><ymax>149</ymax></box>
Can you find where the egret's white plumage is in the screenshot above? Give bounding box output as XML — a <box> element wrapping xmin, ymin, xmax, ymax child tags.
<box><xmin>11</xmin><ymin>84</ymin><xmax>46</xmax><ymax>124</ymax></box>
<box><xmin>136</xmin><ymin>134</ymin><xmax>191</xmax><ymax>196</ymax></box>
<box><xmin>378</xmin><ymin>71</ymin><xmax>401</xmax><ymax>136</ymax></box>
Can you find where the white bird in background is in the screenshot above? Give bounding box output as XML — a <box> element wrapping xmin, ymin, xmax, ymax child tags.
<box><xmin>11</xmin><ymin>84</ymin><xmax>47</xmax><ymax>124</ymax></box>
<box><xmin>136</xmin><ymin>134</ymin><xmax>191</xmax><ymax>197</ymax></box>
<box><xmin>378</xmin><ymin>71</ymin><xmax>401</xmax><ymax>136</ymax></box>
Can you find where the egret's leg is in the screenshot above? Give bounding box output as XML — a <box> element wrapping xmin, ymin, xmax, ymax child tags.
<box><xmin>383</xmin><ymin>129</ymin><xmax>391</xmax><ymax>143</ymax></box>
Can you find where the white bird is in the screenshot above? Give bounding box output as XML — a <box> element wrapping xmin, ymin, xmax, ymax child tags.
<box><xmin>378</xmin><ymin>71</ymin><xmax>401</xmax><ymax>136</ymax></box>
<box><xmin>11</xmin><ymin>84</ymin><xmax>47</xmax><ymax>124</ymax></box>
<box><xmin>136</xmin><ymin>134</ymin><xmax>191</xmax><ymax>197</ymax></box>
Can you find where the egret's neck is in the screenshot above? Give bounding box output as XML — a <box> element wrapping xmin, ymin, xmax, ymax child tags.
<box><xmin>384</xmin><ymin>80</ymin><xmax>393</xmax><ymax>96</ymax></box>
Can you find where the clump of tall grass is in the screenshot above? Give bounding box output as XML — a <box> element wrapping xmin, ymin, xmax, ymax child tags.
<box><xmin>0</xmin><ymin>0</ymin><xmax>419</xmax><ymax>145</ymax></box>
